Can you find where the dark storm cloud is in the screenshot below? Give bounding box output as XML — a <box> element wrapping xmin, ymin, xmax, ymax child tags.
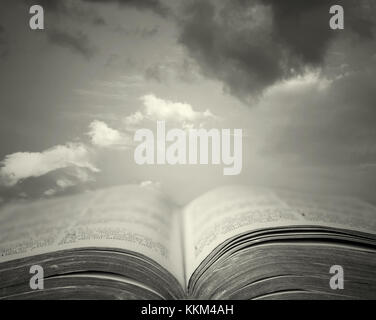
<box><xmin>92</xmin><ymin>16</ymin><xmax>106</xmax><ymax>26</ymax></box>
<box><xmin>171</xmin><ymin>0</ymin><xmax>376</xmax><ymax>168</ymax></box>
<box><xmin>23</xmin><ymin>0</ymin><xmax>168</xmax><ymax>17</ymax></box>
<box><xmin>84</xmin><ymin>0</ymin><xmax>168</xmax><ymax>16</ymax></box>
<box><xmin>23</xmin><ymin>0</ymin><xmax>60</xmax><ymax>10</ymax></box>
<box><xmin>21</xmin><ymin>0</ymin><xmax>168</xmax><ymax>58</ymax></box>
<box><xmin>23</xmin><ymin>0</ymin><xmax>106</xmax><ymax>25</ymax></box>
<box><xmin>255</xmin><ymin>1</ymin><xmax>376</xmax><ymax>167</ymax></box>
<box><xmin>263</xmin><ymin>67</ymin><xmax>376</xmax><ymax>166</ymax></box>
<box><xmin>177</xmin><ymin>0</ymin><xmax>376</xmax><ymax>99</ymax></box>
<box><xmin>115</xmin><ymin>25</ymin><xmax>159</xmax><ymax>38</ymax></box>
<box><xmin>47</xmin><ymin>29</ymin><xmax>95</xmax><ymax>59</ymax></box>
<box><xmin>261</xmin><ymin>0</ymin><xmax>375</xmax><ymax>63</ymax></box>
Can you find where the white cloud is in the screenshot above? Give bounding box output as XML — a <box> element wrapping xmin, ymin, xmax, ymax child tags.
<box><xmin>264</xmin><ymin>71</ymin><xmax>332</xmax><ymax>98</ymax></box>
<box><xmin>124</xmin><ymin>94</ymin><xmax>216</xmax><ymax>129</ymax></box>
<box><xmin>44</xmin><ymin>189</ymin><xmax>57</xmax><ymax>197</ymax></box>
<box><xmin>140</xmin><ymin>180</ymin><xmax>161</xmax><ymax>189</ymax></box>
<box><xmin>56</xmin><ymin>178</ymin><xmax>76</xmax><ymax>189</ymax></box>
<box><xmin>124</xmin><ymin>111</ymin><xmax>145</xmax><ymax>128</ymax></box>
<box><xmin>43</xmin><ymin>168</ymin><xmax>94</xmax><ymax>198</ymax></box>
<box><xmin>0</xmin><ymin>143</ymin><xmax>98</xmax><ymax>187</ymax></box>
<box><xmin>71</xmin><ymin>167</ymin><xmax>96</xmax><ymax>183</ymax></box>
<box><xmin>142</xmin><ymin>94</ymin><xmax>213</xmax><ymax>122</ymax></box>
<box><xmin>88</xmin><ymin>120</ymin><xmax>132</xmax><ymax>149</ymax></box>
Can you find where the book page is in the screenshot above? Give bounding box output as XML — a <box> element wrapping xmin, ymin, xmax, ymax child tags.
<box><xmin>182</xmin><ymin>185</ymin><xmax>376</xmax><ymax>280</ymax></box>
<box><xmin>0</xmin><ymin>185</ymin><xmax>184</xmax><ymax>286</ymax></box>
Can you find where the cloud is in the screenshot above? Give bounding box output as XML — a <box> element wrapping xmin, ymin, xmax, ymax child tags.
<box><xmin>177</xmin><ymin>0</ymin><xmax>376</xmax><ymax>100</ymax></box>
<box><xmin>47</xmin><ymin>29</ymin><xmax>95</xmax><ymax>59</ymax></box>
<box><xmin>256</xmin><ymin>66</ymin><xmax>376</xmax><ymax>167</ymax></box>
<box><xmin>142</xmin><ymin>94</ymin><xmax>213</xmax><ymax>122</ymax></box>
<box><xmin>52</xmin><ymin>167</ymin><xmax>96</xmax><ymax>194</ymax></box>
<box><xmin>124</xmin><ymin>111</ymin><xmax>145</xmax><ymax>127</ymax></box>
<box><xmin>88</xmin><ymin>120</ymin><xmax>133</xmax><ymax>149</ymax></box>
<box><xmin>44</xmin><ymin>189</ymin><xmax>57</xmax><ymax>196</ymax></box>
<box><xmin>23</xmin><ymin>0</ymin><xmax>61</xmax><ymax>11</ymax></box>
<box><xmin>140</xmin><ymin>180</ymin><xmax>161</xmax><ymax>189</ymax></box>
<box><xmin>0</xmin><ymin>143</ymin><xmax>99</xmax><ymax>187</ymax></box>
<box><xmin>144</xmin><ymin>57</ymin><xmax>201</xmax><ymax>83</ymax></box>
<box><xmin>115</xmin><ymin>25</ymin><xmax>159</xmax><ymax>38</ymax></box>
<box><xmin>23</xmin><ymin>0</ymin><xmax>168</xmax><ymax>17</ymax></box>
<box><xmin>124</xmin><ymin>94</ymin><xmax>216</xmax><ymax>130</ymax></box>
<box><xmin>83</xmin><ymin>0</ymin><xmax>168</xmax><ymax>16</ymax></box>
<box><xmin>22</xmin><ymin>0</ymin><xmax>105</xmax><ymax>26</ymax></box>
<box><xmin>56</xmin><ymin>178</ymin><xmax>76</xmax><ymax>189</ymax></box>
<box><xmin>44</xmin><ymin>172</ymin><xmax>88</xmax><ymax>197</ymax></box>
<box><xmin>220</xmin><ymin>0</ymin><xmax>375</xmax><ymax>169</ymax></box>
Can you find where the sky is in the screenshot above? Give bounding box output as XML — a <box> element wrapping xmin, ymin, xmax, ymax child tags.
<box><xmin>0</xmin><ymin>0</ymin><xmax>375</xmax><ymax>205</ymax></box>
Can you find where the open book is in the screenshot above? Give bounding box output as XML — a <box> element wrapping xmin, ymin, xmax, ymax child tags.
<box><xmin>0</xmin><ymin>184</ymin><xmax>376</xmax><ymax>300</ymax></box>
